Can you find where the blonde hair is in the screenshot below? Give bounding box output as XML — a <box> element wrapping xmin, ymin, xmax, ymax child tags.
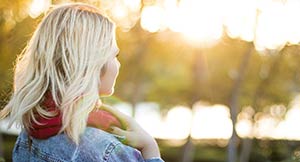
<box><xmin>0</xmin><ymin>3</ymin><xmax>116</xmax><ymax>144</ymax></box>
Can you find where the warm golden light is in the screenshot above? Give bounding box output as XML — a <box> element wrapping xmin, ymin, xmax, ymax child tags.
<box><xmin>164</xmin><ymin>0</ymin><xmax>181</xmax><ymax>32</ymax></box>
<box><xmin>29</xmin><ymin>0</ymin><xmax>51</xmax><ymax>18</ymax></box>
<box><xmin>141</xmin><ymin>5</ymin><xmax>166</xmax><ymax>32</ymax></box>
<box><xmin>97</xmin><ymin>0</ymin><xmax>300</xmax><ymax>50</ymax></box>
<box><xmin>275</xmin><ymin>107</ymin><xmax>300</xmax><ymax>140</ymax></box>
<box><xmin>141</xmin><ymin>0</ymin><xmax>300</xmax><ymax>50</ymax></box>
<box><xmin>159</xmin><ymin>106</ymin><xmax>193</xmax><ymax>140</ymax></box>
<box><xmin>123</xmin><ymin>0</ymin><xmax>141</xmax><ymax>11</ymax></box>
<box><xmin>223</xmin><ymin>0</ymin><xmax>257</xmax><ymax>42</ymax></box>
<box><xmin>169</xmin><ymin>0</ymin><xmax>224</xmax><ymax>46</ymax></box>
<box><xmin>111</xmin><ymin>5</ymin><xmax>128</xmax><ymax>19</ymax></box>
<box><xmin>236</xmin><ymin>119</ymin><xmax>253</xmax><ymax>138</ymax></box>
<box><xmin>3</xmin><ymin>10</ymin><xmax>16</xmax><ymax>32</ymax></box>
<box><xmin>99</xmin><ymin>0</ymin><xmax>141</xmax><ymax>31</ymax></box>
<box><xmin>281</xmin><ymin>0</ymin><xmax>300</xmax><ymax>45</ymax></box>
<box><xmin>236</xmin><ymin>106</ymin><xmax>255</xmax><ymax>138</ymax></box>
<box><xmin>273</xmin><ymin>96</ymin><xmax>300</xmax><ymax>140</ymax></box>
<box><xmin>253</xmin><ymin>112</ymin><xmax>279</xmax><ymax>139</ymax></box>
<box><xmin>134</xmin><ymin>103</ymin><xmax>162</xmax><ymax>138</ymax></box>
<box><xmin>254</xmin><ymin>1</ymin><xmax>287</xmax><ymax>51</ymax></box>
<box><xmin>191</xmin><ymin>103</ymin><xmax>233</xmax><ymax>139</ymax></box>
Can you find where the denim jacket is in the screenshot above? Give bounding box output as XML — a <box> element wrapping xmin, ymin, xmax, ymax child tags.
<box><xmin>13</xmin><ymin>127</ymin><xmax>164</xmax><ymax>162</ymax></box>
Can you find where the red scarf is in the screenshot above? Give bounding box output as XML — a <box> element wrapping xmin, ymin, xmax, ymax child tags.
<box><xmin>29</xmin><ymin>92</ymin><xmax>122</xmax><ymax>139</ymax></box>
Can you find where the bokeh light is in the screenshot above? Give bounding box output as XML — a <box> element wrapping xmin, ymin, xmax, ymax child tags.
<box><xmin>191</xmin><ymin>103</ymin><xmax>233</xmax><ymax>139</ymax></box>
<box><xmin>141</xmin><ymin>5</ymin><xmax>166</xmax><ymax>33</ymax></box>
<box><xmin>25</xmin><ymin>0</ymin><xmax>300</xmax><ymax>51</ymax></box>
<box><xmin>29</xmin><ymin>0</ymin><xmax>51</xmax><ymax>18</ymax></box>
<box><xmin>159</xmin><ymin>106</ymin><xmax>193</xmax><ymax>140</ymax></box>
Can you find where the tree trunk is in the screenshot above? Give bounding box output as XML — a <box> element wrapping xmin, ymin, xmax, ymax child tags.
<box><xmin>239</xmin><ymin>51</ymin><xmax>282</xmax><ymax>162</ymax></box>
<box><xmin>239</xmin><ymin>138</ymin><xmax>253</xmax><ymax>162</ymax></box>
<box><xmin>228</xmin><ymin>44</ymin><xmax>253</xmax><ymax>162</ymax></box>
<box><xmin>181</xmin><ymin>49</ymin><xmax>206</xmax><ymax>162</ymax></box>
<box><xmin>181</xmin><ymin>136</ymin><xmax>195</xmax><ymax>162</ymax></box>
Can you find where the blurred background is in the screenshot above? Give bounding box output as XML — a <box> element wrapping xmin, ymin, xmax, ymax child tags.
<box><xmin>1</xmin><ymin>0</ymin><xmax>300</xmax><ymax>162</ymax></box>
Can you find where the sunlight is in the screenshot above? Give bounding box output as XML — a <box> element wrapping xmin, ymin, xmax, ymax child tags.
<box><xmin>269</xmin><ymin>96</ymin><xmax>300</xmax><ymax>140</ymax></box>
<box><xmin>29</xmin><ymin>0</ymin><xmax>51</xmax><ymax>18</ymax></box>
<box><xmin>253</xmin><ymin>112</ymin><xmax>279</xmax><ymax>139</ymax></box>
<box><xmin>236</xmin><ymin>106</ymin><xmax>255</xmax><ymax>138</ymax></box>
<box><xmin>191</xmin><ymin>103</ymin><xmax>233</xmax><ymax>139</ymax></box>
<box><xmin>105</xmin><ymin>0</ymin><xmax>300</xmax><ymax>50</ymax></box>
<box><xmin>141</xmin><ymin>5</ymin><xmax>166</xmax><ymax>32</ymax></box>
<box><xmin>164</xmin><ymin>0</ymin><xmax>181</xmax><ymax>32</ymax></box>
<box><xmin>236</xmin><ymin>120</ymin><xmax>253</xmax><ymax>138</ymax></box>
<box><xmin>159</xmin><ymin>106</ymin><xmax>192</xmax><ymax>140</ymax></box>
<box><xmin>223</xmin><ymin>0</ymin><xmax>257</xmax><ymax>42</ymax></box>
<box><xmin>284</xmin><ymin>0</ymin><xmax>300</xmax><ymax>44</ymax></box>
<box><xmin>254</xmin><ymin>0</ymin><xmax>287</xmax><ymax>51</ymax></box>
<box><xmin>276</xmin><ymin>107</ymin><xmax>300</xmax><ymax>140</ymax></box>
<box><xmin>25</xmin><ymin>0</ymin><xmax>300</xmax><ymax>50</ymax></box>
<box><xmin>229</xmin><ymin>98</ymin><xmax>300</xmax><ymax>141</ymax></box>
<box><xmin>99</xmin><ymin>0</ymin><xmax>141</xmax><ymax>31</ymax></box>
<box><xmin>123</xmin><ymin>0</ymin><xmax>141</xmax><ymax>11</ymax></box>
<box><xmin>138</xmin><ymin>0</ymin><xmax>300</xmax><ymax>50</ymax></box>
<box><xmin>134</xmin><ymin>102</ymin><xmax>162</xmax><ymax>138</ymax></box>
<box><xmin>270</xmin><ymin>105</ymin><xmax>286</xmax><ymax>118</ymax></box>
<box><xmin>98</xmin><ymin>0</ymin><xmax>115</xmax><ymax>10</ymax></box>
<box><xmin>111</xmin><ymin>4</ymin><xmax>128</xmax><ymax>19</ymax></box>
<box><xmin>173</xmin><ymin>0</ymin><xmax>223</xmax><ymax>46</ymax></box>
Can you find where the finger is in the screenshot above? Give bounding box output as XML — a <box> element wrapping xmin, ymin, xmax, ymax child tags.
<box><xmin>109</xmin><ymin>126</ymin><xmax>128</xmax><ymax>144</ymax></box>
<box><xmin>110</xmin><ymin>126</ymin><xmax>129</xmax><ymax>137</ymax></box>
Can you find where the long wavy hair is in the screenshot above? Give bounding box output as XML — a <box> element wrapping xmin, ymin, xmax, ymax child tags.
<box><xmin>0</xmin><ymin>3</ymin><xmax>116</xmax><ymax>144</ymax></box>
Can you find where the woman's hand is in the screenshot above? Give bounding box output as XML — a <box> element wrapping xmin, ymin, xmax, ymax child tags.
<box><xmin>100</xmin><ymin>104</ymin><xmax>161</xmax><ymax>160</ymax></box>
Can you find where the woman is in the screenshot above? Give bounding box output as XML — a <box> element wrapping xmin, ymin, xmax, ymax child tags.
<box><xmin>0</xmin><ymin>3</ymin><xmax>163</xmax><ymax>162</ymax></box>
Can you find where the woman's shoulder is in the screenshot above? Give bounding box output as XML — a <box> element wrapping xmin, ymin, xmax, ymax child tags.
<box><xmin>80</xmin><ymin>127</ymin><xmax>148</xmax><ymax>162</ymax></box>
<box><xmin>15</xmin><ymin>127</ymin><xmax>146</xmax><ymax>162</ymax></box>
<box><xmin>76</xmin><ymin>127</ymin><xmax>133</xmax><ymax>161</ymax></box>
<box><xmin>82</xmin><ymin>126</ymin><xmax>122</xmax><ymax>145</ymax></box>
<box><xmin>79</xmin><ymin>127</ymin><xmax>125</xmax><ymax>154</ymax></box>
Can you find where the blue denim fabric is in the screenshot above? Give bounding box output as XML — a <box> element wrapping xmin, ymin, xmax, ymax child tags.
<box><xmin>13</xmin><ymin>127</ymin><xmax>164</xmax><ymax>162</ymax></box>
